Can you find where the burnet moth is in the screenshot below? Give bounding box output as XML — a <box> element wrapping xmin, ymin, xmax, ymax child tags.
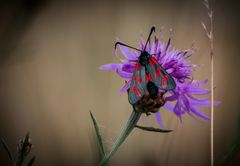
<box><xmin>115</xmin><ymin>26</ymin><xmax>176</xmax><ymax>105</ymax></box>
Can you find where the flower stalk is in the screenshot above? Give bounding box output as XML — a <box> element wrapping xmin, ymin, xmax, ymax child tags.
<box><xmin>99</xmin><ymin>110</ymin><xmax>142</xmax><ymax>166</ymax></box>
<box><xmin>90</xmin><ymin>101</ymin><xmax>172</xmax><ymax>165</ymax></box>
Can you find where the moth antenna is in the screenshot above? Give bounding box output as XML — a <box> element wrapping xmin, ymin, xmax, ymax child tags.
<box><xmin>144</xmin><ymin>26</ymin><xmax>156</xmax><ymax>51</ymax></box>
<box><xmin>115</xmin><ymin>42</ymin><xmax>142</xmax><ymax>52</ymax></box>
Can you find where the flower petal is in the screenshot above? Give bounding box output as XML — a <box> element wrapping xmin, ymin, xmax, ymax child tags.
<box><xmin>173</xmin><ymin>101</ymin><xmax>182</xmax><ymax>117</ymax></box>
<box><xmin>99</xmin><ymin>64</ymin><xmax>121</xmax><ymax>71</ymax></box>
<box><xmin>120</xmin><ymin>81</ymin><xmax>131</xmax><ymax>94</ymax></box>
<box><xmin>114</xmin><ymin>49</ymin><xmax>125</xmax><ymax>62</ymax></box>
<box><xmin>188</xmin><ymin>88</ymin><xmax>209</xmax><ymax>95</ymax></box>
<box><xmin>122</xmin><ymin>63</ymin><xmax>135</xmax><ymax>73</ymax></box>
<box><xmin>163</xmin><ymin>102</ymin><xmax>175</xmax><ymax>112</ymax></box>
<box><xmin>151</xmin><ymin>35</ymin><xmax>159</xmax><ymax>54</ymax></box>
<box><xmin>116</xmin><ymin>39</ymin><xmax>138</xmax><ymax>60</ymax></box>
<box><xmin>165</xmin><ymin>94</ymin><xmax>178</xmax><ymax>102</ymax></box>
<box><xmin>188</xmin><ymin>96</ymin><xmax>220</xmax><ymax>107</ymax></box>
<box><xmin>189</xmin><ymin>105</ymin><xmax>210</xmax><ymax>120</ymax></box>
<box><xmin>155</xmin><ymin>112</ymin><xmax>164</xmax><ymax>128</ymax></box>
<box><xmin>116</xmin><ymin>69</ymin><xmax>133</xmax><ymax>78</ymax></box>
<box><xmin>194</xmin><ymin>79</ymin><xmax>208</xmax><ymax>87</ymax></box>
<box><xmin>180</xmin><ymin>95</ymin><xmax>190</xmax><ymax>112</ymax></box>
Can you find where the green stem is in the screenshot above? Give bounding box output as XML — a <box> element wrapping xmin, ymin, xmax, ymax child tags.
<box><xmin>99</xmin><ymin>111</ymin><xmax>142</xmax><ymax>166</ymax></box>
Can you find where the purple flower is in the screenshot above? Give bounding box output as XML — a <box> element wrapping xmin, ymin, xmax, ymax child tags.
<box><xmin>164</xmin><ymin>80</ymin><xmax>219</xmax><ymax>120</ymax></box>
<box><xmin>100</xmin><ymin>33</ymin><xmax>219</xmax><ymax>127</ymax></box>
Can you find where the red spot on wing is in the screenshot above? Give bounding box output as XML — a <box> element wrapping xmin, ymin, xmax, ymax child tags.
<box><xmin>149</xmin><ymin>59</ymin><xmax>155</xmax><ymax>66</ymax></box>
<box><xmin>136</xmin><ymin>63</ymin><xmax>141</xmax><ymax>71</ymax></box>
<box><xmin>134</xmin><ymin>76</ymin><xmax>137</xmax><ymax>81</ymax></box>
<box><xmin>131</xmin><ymin>86</ymin><xmax>136</xmax><ymax>91</ymax></box>
<box><xmin>151</xmin><ymin>57</ymin><xmax>158</xmax><ymax>63</ymax></box>
<box><xmin>133</xmin><ymin>76</ymin><xmax>142</xmax><ymax>83</ymax></box>
<box><xmin>146</xmin><ymin>73</ymin><xmax>152</xmax><ymax>81</ymax></box>
<box><xmin>135</xmin><ymin>89</ymin><xmax>141</xmax><ymax>96</ymax></box>
<box><xmin>162</xmin><ymin>75</ymin><xmax>168</xmax><ymax>88</ymax></box>
<box><xmin>154</xmin><ymin>67</ymin><xmax>161</xmax><ymax>77</ymax></box>
<box><xmin>131</xmin><ymin>86</ymin><xmax>141</xmax><ymax>96</ymax></box>
<box><xmin>149</xmin><ymin>57</ymin><xmax>158</xmax><ymax>66</ymax></box>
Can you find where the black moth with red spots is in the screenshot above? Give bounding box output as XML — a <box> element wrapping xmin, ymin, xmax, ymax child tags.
<box><xmin>115</xmin><ymin>26</ymin><xmax>176</xmax><ymax>105</ymax></box>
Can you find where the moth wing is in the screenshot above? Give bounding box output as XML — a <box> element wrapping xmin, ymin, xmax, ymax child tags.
<box><xmin>128</xmin><ymin>63</ymin><xmax>146</xmax><ymax>105</ymax></box>
<box><xmin>146</xmin><ymin>57</ymin><xmax>176</xmax><ymax>90</ymax></box>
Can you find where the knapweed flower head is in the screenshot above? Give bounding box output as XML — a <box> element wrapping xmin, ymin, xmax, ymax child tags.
<box><xmin>100</xmin><ymin>30</ymin><xmax>219</xmax><ymax>126</ymax></box>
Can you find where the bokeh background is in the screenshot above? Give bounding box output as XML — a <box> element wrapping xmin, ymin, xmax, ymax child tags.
<box><xmin>0</xmin><ymin>0</ymin><xmax>239</xmax><ymax>165</ymax></box>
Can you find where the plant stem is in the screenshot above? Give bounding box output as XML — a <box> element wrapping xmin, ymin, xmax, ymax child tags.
<box><xmin>209</xmin><ymin>7</ymin><xmax>214</xmax><ymax>166</ymax></box>
<box><xmin>211</xmin><ymin>51</ymin><xmax>214</xmax><ymax>166</ymax></box>
<box><xmin>202</xmin><ymin>1</ymin><xmax>214</xmax><ymax>165</ymax></box>
<box><xmin>99</xmin><ymin>111</ymin><xmax>142</xmax><ymax>166</ymax></box>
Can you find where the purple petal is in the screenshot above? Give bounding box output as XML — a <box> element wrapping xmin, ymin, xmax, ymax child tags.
<box><xmin>122</xmin><ymin>63</ymin><xmax>135</xmax><ymax>73</ymax></box>
<box><xmin>173</xmin><ymin>101</ymin><xmax>182</xmax><ymax>117</ymax></box>
<box><xmin>184</xmin><ymin>80</ymin><xmax>209</xmax><ymax>95</ymax></box>
<box><xmin>146</xmin><ymin>38</ymin><xmax>151</xmax><ymax>52</ymax></box>
<box><xmin>189</xmin><ymin>99</ymin><xmax>211</xmax><ymax>107</ymax></box>
<box><xmin>192</xmin><ymin>100</ymin><xmax>209</xmax><ymax>106</ymax></box>
<box><xmin>166</xmin><ymin>68</ymin><xmax>174</xmax><ymax>74</ymax></box>
<box><xmin>152</xmin><ymin>36</ymin><xmax>159</xmax><ymax>54</ymax></box>
<box><xmin>120</xmin><ymin>81</ymin><xmax>130</xmax><ymax>94</ymax></box>
<box><xmin>194</xmin><ymin>79</ymin><xmax>208</xmax><ymax>87</ymax></box>
<box><xmin>161</xmin><ymin>37</ymin><xmax>171</xmax><ymax>58</ymax></box>
<box><xmin>116</xmin><ymin>69</ymin><xmax>132</xmax><ymax>78</ymax></box>
<box><xmin>139</xmin><ymin>39</ymin><xmax>145</xmax><ymax>50</ymax></box>
<box><xmin>163</xmin><ymin>102</ymin><xmax>175</xmax><ymax>112</ymax></box>
<box><xmin>99</xmin><ymin>64</ymin><xmax>121</xmax><ymax>71</ymax></box>
<box><xmin>114</xmin><ymin>49</ymin><xmax>124</xmax><ymax>62</ymax></box>
<box><xmin>155</xmin><ymin>112</ymin><xmax>164</xmax><ymax>128</ymax></box>
<box><xmin>180</xmin><ymin>95</ymin><xmax>190</xmax><ymax>112</ymax></box>
<box><xmin>187</xmin><ymin>111</ymin><xmax>205</xmax><ymax>123</ymax></box>
<box><xmin>187</xmin><ymin>95</ymin><xmax>210</xmax><ymax>104</ymax></box>
<box><xmin>188</xmin><ymin>96</ymin><xmax>220</xmax><ymax>107</ymax></box>
<box><xmin>189</xmin><ymin>105</ymin><xmax>210</xmax><ymax>120</ymax></box>
<box><xmin>188</xmin><ymin>88</ymin><xmax>209</xmax><ymax>95</ymax></box>
<box><xmin>116</xmin><ymin>39</ymin><xmax>138</xmax><ymax>60</ymax></box>
<box><xmin>165</xmin><ymin>94</ymin><xmax>178</xmax><ymax>102</ymax></box>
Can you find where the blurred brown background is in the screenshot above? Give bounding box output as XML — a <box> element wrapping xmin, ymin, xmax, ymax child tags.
<box><xmin>0</xmin><ymin>0</ymin><xmax>239</xmax><ymax>165</ymax></box>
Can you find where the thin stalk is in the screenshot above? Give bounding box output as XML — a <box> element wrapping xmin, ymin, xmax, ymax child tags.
<box><xmin>99</xmin><ymin>111</ymin><xmax>142</xmax><ymax>166</ymax></box>
<box><xmin>202</xmin><ymin>1</ymin><xmax>214</xmax><ymax>165</ymax></box>
<box><xmin>210</xmin><ymin>8</ymin><xmax>214</xmax><ymax>166</ymax></box>
<box><xmin>211</xmin><ymin>51</ymin><xmax>214</xmax><ymax>166</ymax></box>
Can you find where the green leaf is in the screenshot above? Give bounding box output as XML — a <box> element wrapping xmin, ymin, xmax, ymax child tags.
<box><xmin>1</xmin><ymin>138</ymin><xmax>14</xmax><ymax>162</ymax></box>
<box><xmin>27</xmin><ymin>156</ymin><xmax>36</xmax><ymax>166</ymax></box>
<box><xmin>220</xmin><ymin>103</ymin><xmax>240</xmax><ymax>165</ymax></box>
<box><xmin>220</xmin><ymin>144</ymin><xmax>239</xmax><ymax>166</ymax></box>
<box><xmin>90</xmin><ymin>111</ymin><xmax>105</xmax><ymax>159</ymax></box>
<box><xmin>135</xmin><ymin>125</ymin><xmax>172</xmax><ymax>133</ymax></box>
<box><xmin>15</xmin><ymin>132</ymin><xmax>31</xmax><ymax>166</ymax></box>
<box><xmin>22</xmin><ymin>132</ymin><xmax>30</xmax><ymax>151</ymax></box>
